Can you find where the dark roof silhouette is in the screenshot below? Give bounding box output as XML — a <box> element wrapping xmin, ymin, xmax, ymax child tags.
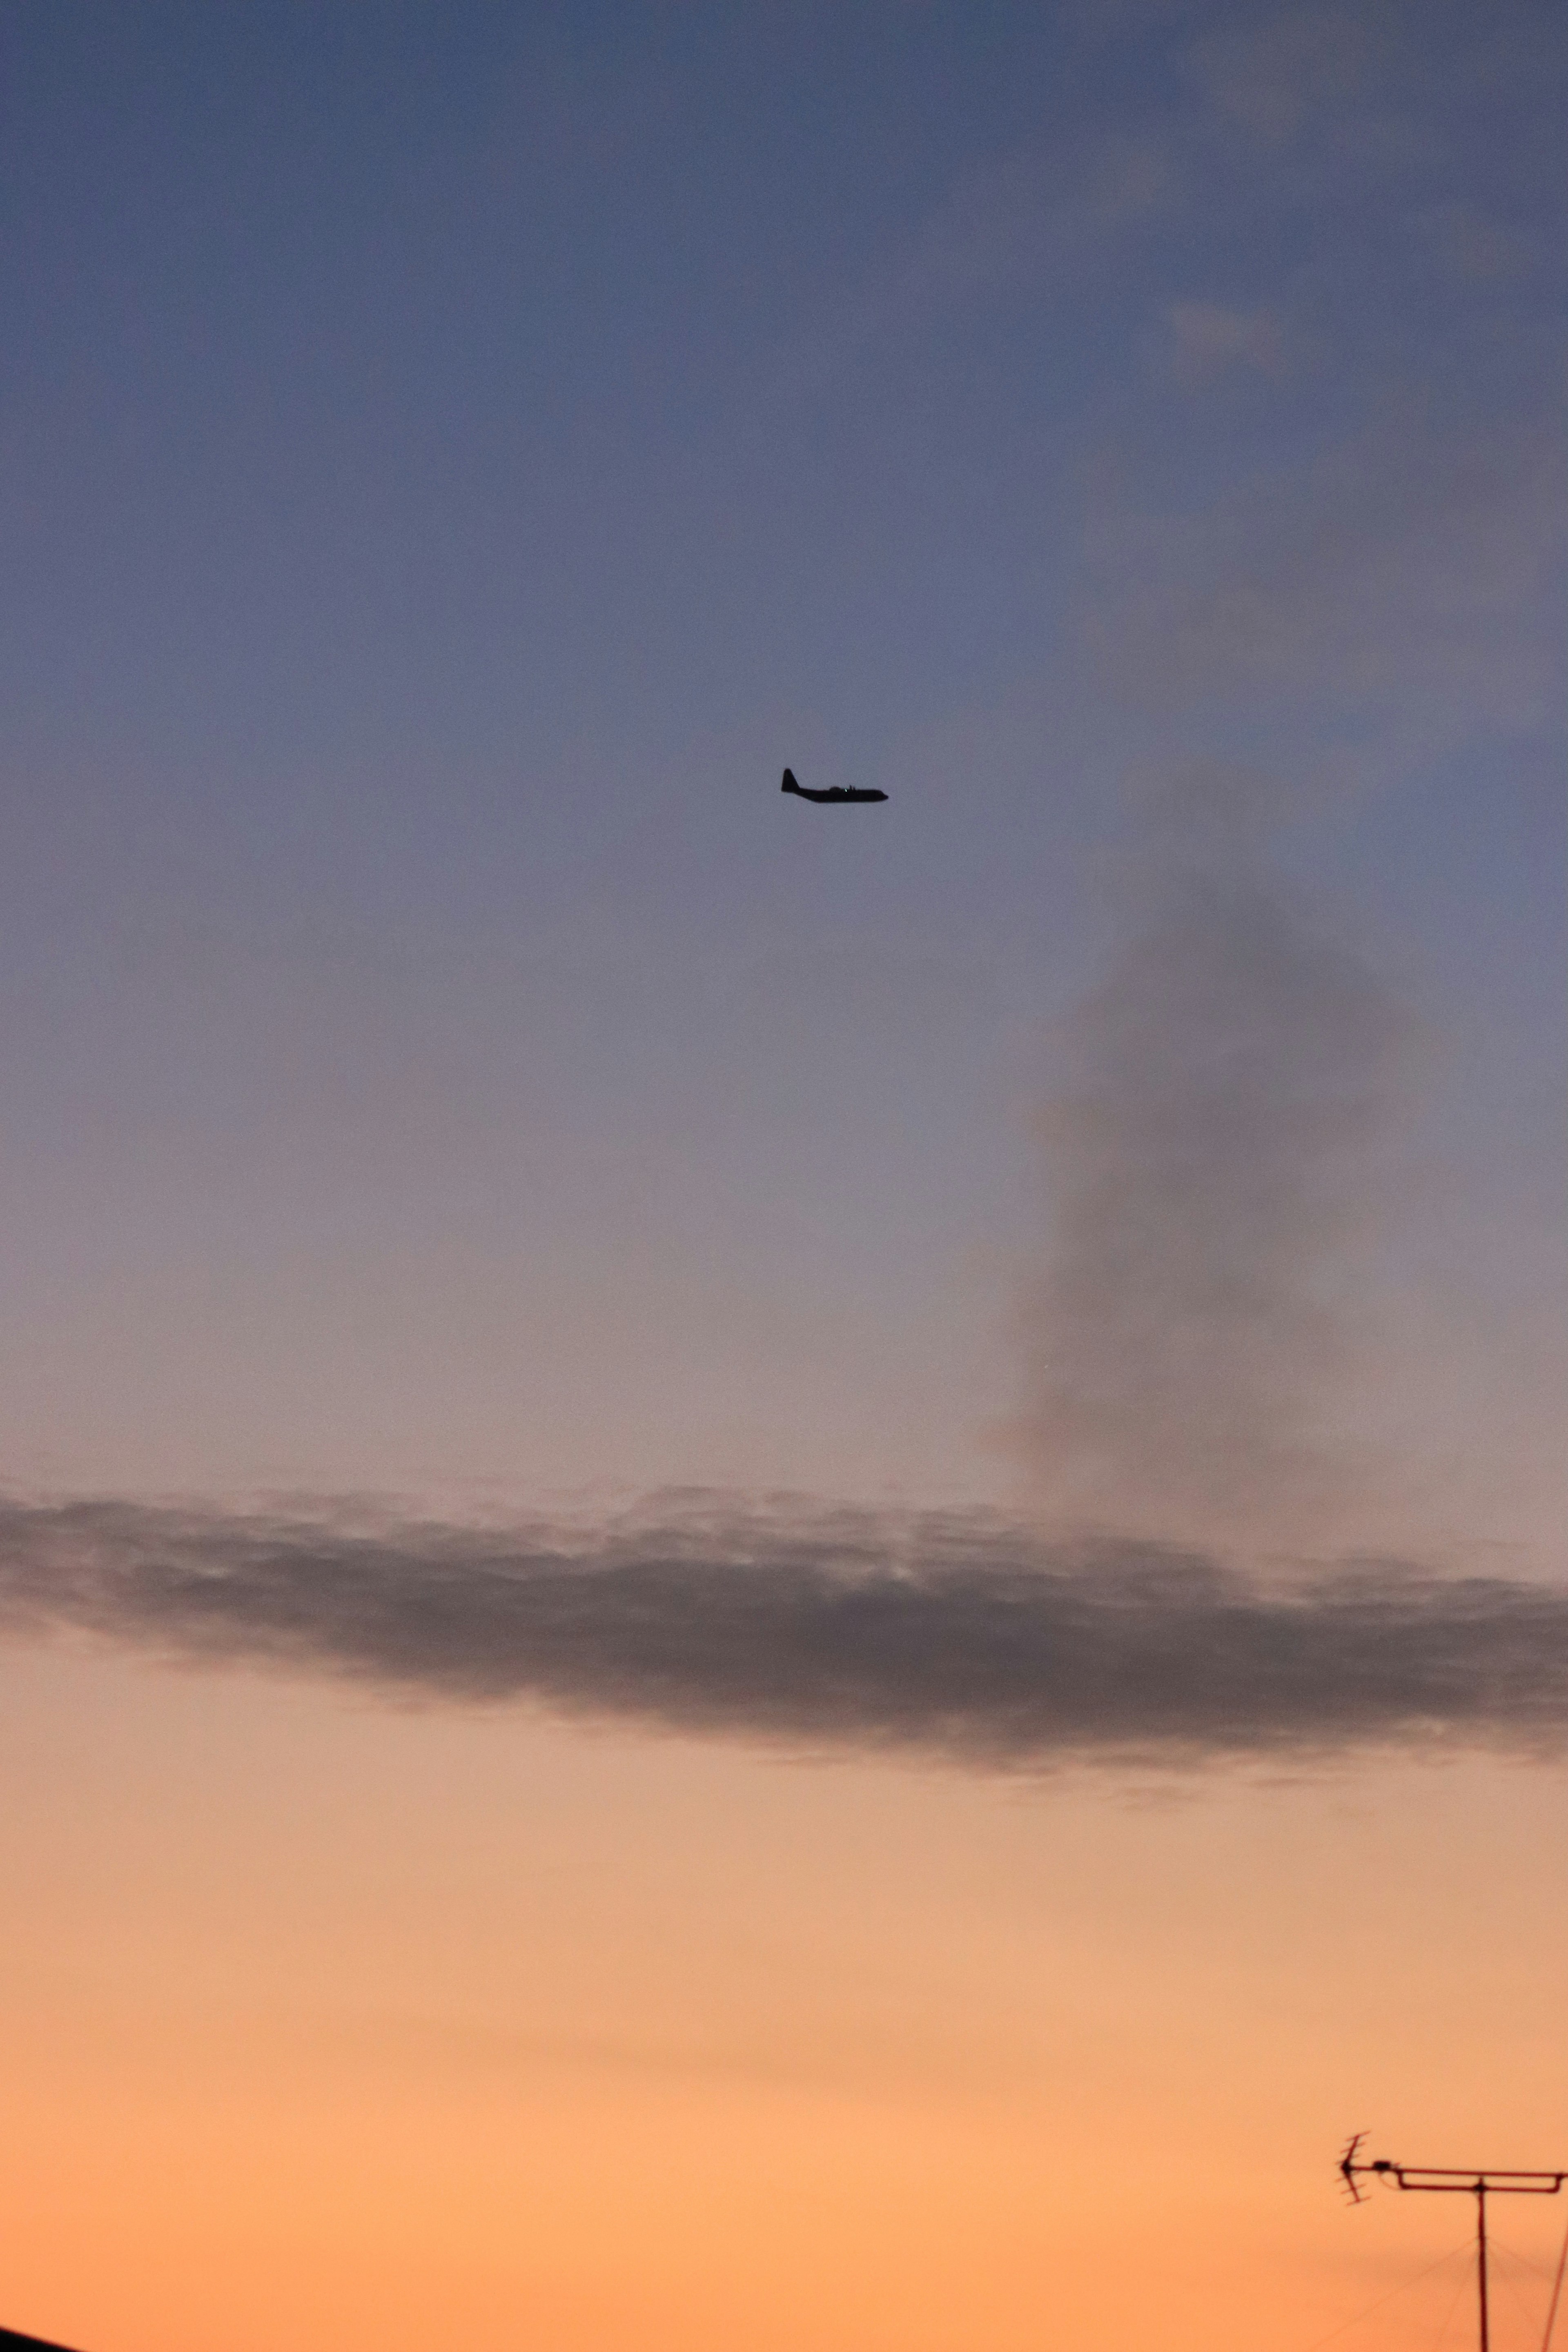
<box><xmin>0</xmin><ymin>2328</ymin><xmax>90</xmax><ymax>2351</ymax></box>
<box><xmin>781</xmin><ymin>766</ymin><xmax>887</xmax><ymax>805</ymax></box>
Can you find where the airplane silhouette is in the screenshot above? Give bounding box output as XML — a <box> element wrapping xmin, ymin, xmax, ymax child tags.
<box><xmin>781</xmin><ymin>767</ymin><xmax>887</xmax><ymax>805</ymax></box>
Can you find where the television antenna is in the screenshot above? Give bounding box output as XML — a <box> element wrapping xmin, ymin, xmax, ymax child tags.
<box><xmin>1340</xmin><ymin>2135</ymin><xmax>1568</xmax><ymax>2352</ymax></box>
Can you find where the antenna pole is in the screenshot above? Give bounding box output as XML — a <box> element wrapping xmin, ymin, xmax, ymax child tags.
<box><xmin>1541</xmin><ymin>2208</ymin><xmax>1568</xmax><ymax>2352</ymax></box>
<box><xmin>1339</xmin><ymin>2144</ymin><xmax>1566</xmax><ymax>2352</ymax></box>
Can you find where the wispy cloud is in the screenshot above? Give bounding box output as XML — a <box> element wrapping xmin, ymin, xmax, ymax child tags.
<box><xmin>909</xmin><ymin>134</ymin><xmax>1169</xmax><ymax>294</ymax></box>
<box><xmin>1187</xmin><ymin>5</ymin><xmax>1387</xmax><ymax>143</ymax></box>
<box><xmin>1414</xmin><ymin>201</ymin><xmax>1532</xmax><ymax>282</ymax></box>
<box><xmin>1016</xmin><ymin>768</ymin><xmax>1418</xmax><ymax>1550</ymax></box>
<box><xmin>1166</xmin><ymin>300</ymin><xmax>1290</xmax><ymax>385</ymax></box>
<box><xmin>757</xmin><ymin>127</ymin><xmax>1172</xmax><ymax>415</ymax></box>
<box><xmin>1087</xmin><ymin>405</ymin><xmax>1566</xmax><ymax>737</ymax></box>
<box><xmin>1</xmin><ymin>1490</ymin><xmax>1563</xmax><ymax>1769</ymax></box>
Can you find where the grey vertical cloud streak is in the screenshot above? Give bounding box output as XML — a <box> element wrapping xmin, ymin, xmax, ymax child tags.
<box><xmin>0</xmin><ymin>1492</ymin><xmax>1563</xmax><ymax>1767</ymax></box>
<box><xmin>1020</xmin><ymin>773</ymin><xmax>1418</xmax><ymax>1548</ymax></box>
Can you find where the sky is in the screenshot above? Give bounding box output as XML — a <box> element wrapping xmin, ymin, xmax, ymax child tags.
<box><xmin>0</xmin><ymin>4</ymin><xmax>1564</xmax><ymax>2348</ymax></box>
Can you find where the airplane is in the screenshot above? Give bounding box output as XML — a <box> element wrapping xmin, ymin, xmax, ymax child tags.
<box><xmin>781</xmin><ymin>766</ymin><xmax>887</xmax><ymax>805</ymax></box>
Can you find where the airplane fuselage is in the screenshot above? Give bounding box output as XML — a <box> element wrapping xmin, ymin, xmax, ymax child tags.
<box><xmin>781</xmin><ymin>768</ymin><xmax>887</xmax><ymax>804</ymax></box>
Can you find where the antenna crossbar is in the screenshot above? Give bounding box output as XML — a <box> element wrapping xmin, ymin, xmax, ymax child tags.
<box><xmin>1339</xmin><ymin>2137</ymin><xmax>1567</xmax><ymax>2352</ymax></box>
<box><xmin>1374</xmin><ymin>2165</ymin><xmax>1566</xmax><ymax>2194</ymax></box>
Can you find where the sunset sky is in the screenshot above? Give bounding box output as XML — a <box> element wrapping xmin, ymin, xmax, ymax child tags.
<box><xmin>1</xmin><ymin>5</ymin><xmax>1564</xmax><ymax>2349</ymax></box>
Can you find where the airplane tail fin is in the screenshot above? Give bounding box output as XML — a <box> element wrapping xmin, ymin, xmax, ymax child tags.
<box><xmin>782</xmin><ymin>768</ymin><xmax>801</xmax><ymax>794</ymax></box>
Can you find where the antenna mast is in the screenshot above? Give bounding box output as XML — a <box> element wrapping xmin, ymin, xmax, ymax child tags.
<box><xmin>1339</xmin><ymin>2136</ymin><xmax>1568</xmax><ymax>2352</ymax></box>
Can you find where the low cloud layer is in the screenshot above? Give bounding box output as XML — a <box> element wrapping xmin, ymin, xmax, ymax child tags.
<box><xmin>1</xmin><ymin>1492</ymin><xmax>1563</xmax><ymax>1769</ymax></box>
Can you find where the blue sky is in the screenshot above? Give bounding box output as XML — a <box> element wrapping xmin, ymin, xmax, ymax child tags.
<box><xmin>1</xmin><ymin>0</ymin><xmax>1562</xmax><ymax>1536</ymax></box>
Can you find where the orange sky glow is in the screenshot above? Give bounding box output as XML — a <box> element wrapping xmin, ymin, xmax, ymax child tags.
<box><xmin>4</xmin><ymin>1640</ymin><xmax>1566</xmax><ymax>2352</ymax></box>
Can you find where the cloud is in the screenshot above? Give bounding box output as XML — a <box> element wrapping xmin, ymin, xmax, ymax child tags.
<box><xmin>0</xmin><ymin>1489</ymin><xmax>1564</xmax><ymax>1770</ymax></box>
<box><xmin>1087</xmin><ymin>406</ymin><xmax>1566</xmax><ymax>738</ymax></box>
<box><xmin>1066</xmin><ymin>0</ymin><xmax>1199</xmax><ymax>31</ymax></box>
<box><xmin>1188</xmin><ymin>6</ymin><xmax>1385</xmax><ymax>142</ymax></box>
<box><xmin>747</xmin><ymin>123</ymin><xmax>1175</xmax><ymax>447</ymax></box>
<box><xmin>1166</xmin><ymin>300</ymin><xmax>1289</xmax><ymax>385</ymax></box>
<box><xmin>1016</xmin><ymin>769</ymin><xmax>1419</xmax><ymax>1550</ymax></box>
<box><xmin>910</xmin><ymin>135</ymin><xmax>1169</xmax><ymax>294</ymax></box>
<box><xmin>1415</xmin><ymin>202</ymin><xmax>1531</xmax><ymax>282</ymax></box>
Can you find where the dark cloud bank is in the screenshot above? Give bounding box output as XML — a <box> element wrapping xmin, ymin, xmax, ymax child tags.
<box><xmin>1</xmin><ymin>1492</ymin><xmax>1564</xmax><ymax>1769</ymax></box>
<box><xmin>2</xmin><ymin>778</ymin><xmax>1558</xmax><ymax>1776</ymax></box>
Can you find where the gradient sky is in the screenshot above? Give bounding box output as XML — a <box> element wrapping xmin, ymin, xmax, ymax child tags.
<box><xmin>1</xmin><ymin>4</ymin><xmax>1564</xmax><ymax>2348</ymax></box>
